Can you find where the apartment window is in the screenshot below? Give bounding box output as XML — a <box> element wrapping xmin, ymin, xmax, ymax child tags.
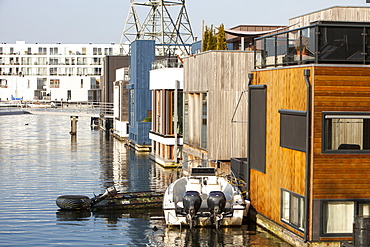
<box><xmin>49</xmin><ymin>68</ymin><xmax>57</xmax><ymax>76</ymax></box>
<box><xmin>49</xmin><ymin>58</ymin><xmax>58</xmax><ymax>65</ymax></box>
<box><xmin>80</xmin><ymin>79</ymin><xmax>83</xmax><ymax>88</ymax></box>
<box><xmin>50</xmin><ymin>79</ymin><xmax>60</xmax><ymax>88</ymax></box>
<box><xmin>280</xmin><ymin>110</ymin><xmax>307</xmax><ymax>152</ymax></box>
<box><xmin>281</xmin><ymin>189</ymin><xmax>305</xmax><ymax>231</ymax></box>
<box><xmin>93</xmin><ymin>47</ymin><xmax>102</xmax><ymax>55</ymax></box>
<box><xmin>93</xmin><ymin>57</ymin><xmax>101</xmax><ymax>65</ymax></box>
<box><xmin>50</xmin><ymin>47</ymin><xmax>58</xmax><ymax>55</ymax></box>
<box><xmin>323</xmin><ymin>112</ymin><xmax>370</xmax><ymax>153</ymax></box>
<box><xmin>94</xmin><ymin>68</ymin><xmax>101</xmax><ymax>75</ymax></box>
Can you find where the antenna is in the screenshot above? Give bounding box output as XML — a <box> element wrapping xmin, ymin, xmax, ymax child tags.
<box><xmin>120</xmin><ymin>0</ymin><xmax>194</xmax><ymax>55</ymax></box>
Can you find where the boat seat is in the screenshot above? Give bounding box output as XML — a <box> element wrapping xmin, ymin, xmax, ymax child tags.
<box><xmin>186</xmin><ymin>178</ymin><xmax>202</xmax><ymax>192</ymax></box>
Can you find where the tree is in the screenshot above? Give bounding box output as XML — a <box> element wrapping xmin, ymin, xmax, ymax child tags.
<box><xmin>202</xmin><ymin>24</ymin><xmax>227</xmax><ymax>52</ymax></box>
<box><xmin>216</xmin><ymin>24</ymin><xmax>228</xmax><ymax>50</ymax></box>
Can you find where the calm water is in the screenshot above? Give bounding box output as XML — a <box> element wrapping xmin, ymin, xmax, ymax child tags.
<box><xmin>0</xmin><ymin>114</ymin><xmax>291</xmax><ymax>246</ymax></box>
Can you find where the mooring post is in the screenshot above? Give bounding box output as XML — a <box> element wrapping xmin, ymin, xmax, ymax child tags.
<box><xmin>70</xmin><ymin>116</ymin><xmax>78</xmax><ymax>135</ymax></box>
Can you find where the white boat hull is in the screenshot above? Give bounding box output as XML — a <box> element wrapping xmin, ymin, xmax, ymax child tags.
<box><xmin>164</xmin><ymin>201</ymin><xmax>249</xmax><ymax>227</ymax></box>
<box><xmin>162</xmin><ymin>165</ymin><xmax>250</xmax><ymax>228</ymax></box>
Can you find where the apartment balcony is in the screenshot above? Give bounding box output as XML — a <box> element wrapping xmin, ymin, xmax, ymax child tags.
<box><xmin>151</xmin><ymin>58</ymin><xmax>183</xmax><ymax>70</ymax></box>
<box><xmin>254</xmin><ymin>21</ymin><xmax>370</xmax><ymax>69</ymax></box>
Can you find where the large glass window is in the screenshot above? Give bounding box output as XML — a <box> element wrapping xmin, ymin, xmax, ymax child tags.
<box><xmin>323</xmin><ymin>113</ymin><xmax>370</xmax><ymax>152</ymax></box>
<box><xmin>323</xmin><ymin>201</ymin><xmax>354</xmax><ymax>234</ymax></box>
<box><xmin>281</xmin><ymin>189</ymin><xmax>305</xmax><ymax>231</ymax></box>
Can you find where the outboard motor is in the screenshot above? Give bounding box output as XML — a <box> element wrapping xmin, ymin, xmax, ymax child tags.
<box><xmin>183</xmin><ymin>191</ymin><xmax>202</xmax><ymax>215</ymax></box>
<box><xmin>207</xmin><ymin>191</ymin><xmax>226</xmax><ymax>214</ymax></box>
<box><xmin>91</xmin><ymin>186</ymin><xmax>118</xmax><ymax>206</ymax></box>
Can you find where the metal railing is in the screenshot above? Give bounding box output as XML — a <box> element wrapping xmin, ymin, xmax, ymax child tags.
<box><xmin>0</xmin><ymin>101</ymin><xmax>114</xmax><ymax>117</ymax></box>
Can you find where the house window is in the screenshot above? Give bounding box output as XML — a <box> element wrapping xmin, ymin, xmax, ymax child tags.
<box><xmin>280</xmin><ymin>110</ymin><xmax>307</xmax><ymax>152</ymax></box>
<box><xmin>323</xmin><ymin>201</ymin><xmax>354</xmax><ymax>234</ymax></box>
<box><xmin>281</xmin><ymin>189</ymin><xmax>305</xmax><ymax>231</ymax></box>
<box><xmin>323</xmin><ymin>112</ymin><xmax>370</xmax><ymax>152</ymax></box>
<box><xmin>201</xmin><ymin>93</ymin><xmax>207</xmax><ymax>149</ymax></box>
<box><xmin>184</xmin><ymin>93</ymin><xmax>189</xmax><ymax>143</ymax></box>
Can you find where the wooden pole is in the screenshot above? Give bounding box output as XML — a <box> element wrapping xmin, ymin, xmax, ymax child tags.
<box><xmin>70</xmin><ymin>116</ymin><xmax>78</xmax><ymax>135</ymax></box>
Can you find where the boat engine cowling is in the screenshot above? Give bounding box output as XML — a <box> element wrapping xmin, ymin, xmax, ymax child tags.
<box><xmin>207</xmin><ymin>191</ymin><xmax>226</xmax><ymax>214</ymax></box>
<box><xmin>183</xmin><ymin>191</ymin><xmax>202</xmax><ymax>215</ymax></box>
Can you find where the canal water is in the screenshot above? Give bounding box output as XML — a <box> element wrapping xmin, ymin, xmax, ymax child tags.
<box><xmin>0</xmin><ymin>114</ymin><xmax>292</xmax><ymax>246</ymax></box>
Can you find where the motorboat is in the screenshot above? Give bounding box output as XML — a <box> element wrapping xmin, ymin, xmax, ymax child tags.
<box><xmin>163</xmin><ymin>160</ymin><xmax>250</xmax><ymax>229</ymax></box>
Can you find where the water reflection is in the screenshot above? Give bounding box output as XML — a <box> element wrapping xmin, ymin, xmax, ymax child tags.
<box><xmin>0</xmin><ymin>114</ymin><xmax>291</xmax><ymax>246</ymax></box>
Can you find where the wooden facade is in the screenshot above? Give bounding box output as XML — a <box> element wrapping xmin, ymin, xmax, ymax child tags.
<box><xmin>183</xmin><ymin>51</ymin><xmax>253</xmax><ymax>161</ymax></box>
<box><xmin>289</xmin><ymin>6</ymin><xmax>370</xmax><ymax>28</ymax></box>
<box><xmin>250</xmin><ymin>65</ymin><xmax>370</xmax><ymax>243</ymax></box>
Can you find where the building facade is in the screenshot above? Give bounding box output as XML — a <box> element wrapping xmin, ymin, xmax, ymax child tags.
<box><xmin>149</xmin><ymin>58</ymin><xmax>184</xmax><ymax>167</ymax></box>
<box><xmin>183</xmin><ymin>50</ymin><xmax>253</xmax><ymax>162</ymax></box>
<box><xmin>0</xmin><ymin>41</ymin><xmax>126</xmax><ymax>101</ymax></box>
<box><xmin>247</xmin><ymin>6</ymin><xmax>370</xmax><ymax>246</ymax></box>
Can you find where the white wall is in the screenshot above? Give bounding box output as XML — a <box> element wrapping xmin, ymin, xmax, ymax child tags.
<box><xmin>150</xmin><ymin>68</ymin><xmax>183</xmax><ymax>90</ymax></box>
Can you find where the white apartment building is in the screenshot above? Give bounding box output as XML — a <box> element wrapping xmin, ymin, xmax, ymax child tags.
<box><xmin>0</xmin><ymin>41</ymin><xmax>126</xmax><ymax>101</ymax></box>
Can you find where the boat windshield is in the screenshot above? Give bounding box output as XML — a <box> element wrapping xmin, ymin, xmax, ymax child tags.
<box><xmin>191</xmin><ymin>167</ymin><xmax>216</xmax><ymax>176</ymax></box>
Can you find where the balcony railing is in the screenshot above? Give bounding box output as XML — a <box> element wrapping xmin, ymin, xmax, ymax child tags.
<box><xmin>254</xmin><ymin>21</ymin><xmax>370</xmax><ymax>69</ymax></box>
<box><xmin>151</xmin><ymin>58</ymin><xmax>183</xmax><ymax>70</ymax></box>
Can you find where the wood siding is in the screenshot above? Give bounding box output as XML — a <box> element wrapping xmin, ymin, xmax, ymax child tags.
<box><xmin>184</xmin><ymin>51</ymin><xmax>253</xmax><ymax>160</ymax></box>
<box><xmin>251</xmin><ymin>67</ymin><xmax>308</xmax><ymax>236</ymax></box>
<box><xmin>289</xmin><ymin>7</ymin><xmax>370</xmax><ymax>28</ymax></box>
<box><xmin>312</xmin><ymin>66</ymin><xmax>370</xmax><ymax>199</ymax></box>
<box><xmin>251</xmin><ymin>64</ymin><xmax>370</xmax><ymax>238</ymax></box>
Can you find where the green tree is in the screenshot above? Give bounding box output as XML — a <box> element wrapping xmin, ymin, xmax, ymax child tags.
<box><xmin>203</xmin><ymin>24</ymin><xmax>227</xmax><ymax>51</ymax></box>
<box><xmin>216</xmin><ymin>24</ymin><xmax>228</xmax><ymax>50</ymax></box>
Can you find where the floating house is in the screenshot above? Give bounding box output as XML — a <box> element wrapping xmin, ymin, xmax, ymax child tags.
<box><xmin>247</xmin><ymin>6</ymin><xmax>370</xmax><ymax>246</ymax></box>
<box><xmin>112</xmin><ymin>67</ymin><xmax>130</xmax><ymax>139</ymax></box>
<box><xmin>149</xmin><ymin>57</ymin><xmax>184</xmax><ymax>167</ymax></box>
<box><xmin>182</xmin><ymin>50</ymin><xmax>253</xmax><ymax>163</ymax></box>
<box><xmin>181</xmin><ymin>25</ymin><xmax>287</xmax><ymax>164</ymax></box>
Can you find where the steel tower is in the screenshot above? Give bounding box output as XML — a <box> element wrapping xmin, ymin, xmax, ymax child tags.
<box><xmin>120</xmin><ymin>0</ymin><xmax>194</xmax><ymax>55</ymax></box>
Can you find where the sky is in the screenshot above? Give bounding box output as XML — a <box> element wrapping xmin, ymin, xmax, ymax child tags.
<box><xmin>0</xmin><ymin>0</ymin><xmax>369</xmax><ymax>44</ymax></box>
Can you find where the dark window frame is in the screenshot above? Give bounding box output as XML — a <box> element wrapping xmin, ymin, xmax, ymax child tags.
<box><xmin>319</xmin><ymin>199</ymin><xmax>370</xmax><ymax>237</ymax></box>
<box><xmin>281</xmin><ymin>188</ymin><xmax>305</xmax><ymax>232</ymax></box>
<box><xmin>322</xmin><ymin>111</ymin><xmax>370</xmax><ymax>154</ymax></box>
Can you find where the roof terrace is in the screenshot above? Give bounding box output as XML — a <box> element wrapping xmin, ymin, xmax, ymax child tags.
<box><xmin>254</xmin><ymin>21</ymin><xmax>370</xmax><ymax>69</ymax></box>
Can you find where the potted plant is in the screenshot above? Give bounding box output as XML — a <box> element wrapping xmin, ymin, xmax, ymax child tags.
<box><xmin>295</xmin><ymin>36</ymin><xmax>309</xmax><ymax>55</ymax></box>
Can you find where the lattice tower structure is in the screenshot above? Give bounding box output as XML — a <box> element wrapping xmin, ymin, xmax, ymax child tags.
<box><xmin>120</xmin><ymin>0</ymin><xmax>194</xmax><ymax>56</ymax></box>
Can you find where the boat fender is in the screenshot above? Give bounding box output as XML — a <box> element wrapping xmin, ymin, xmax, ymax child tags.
<box><xmin>56</xmin><ymin>195</ymin><xmax>91</xmax><ymax>210</ymax></box>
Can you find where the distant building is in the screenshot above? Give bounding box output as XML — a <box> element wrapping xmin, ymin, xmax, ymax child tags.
<box><xmin>0</xmin><ymin>41</ymin><xmax>127</xmax><ymax>101</ymax></box>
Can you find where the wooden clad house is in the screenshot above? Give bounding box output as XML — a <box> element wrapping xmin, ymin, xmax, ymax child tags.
<box><xmin>183</xmin><ymin>51</ymin><xmax>253</xmax><ymax>162</ymax></box>
<box><xmin>248</xmin><ymin>7</ymin><xmax>370</xmax><ymax>245</ymax></box>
